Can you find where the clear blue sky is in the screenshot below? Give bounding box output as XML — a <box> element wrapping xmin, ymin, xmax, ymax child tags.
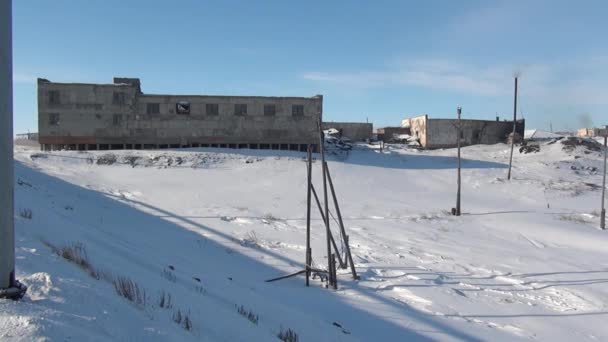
<box><xmin>12</xmin><ymin>0</ymin><xmax>608</xmax><ymax>134</ymax></box>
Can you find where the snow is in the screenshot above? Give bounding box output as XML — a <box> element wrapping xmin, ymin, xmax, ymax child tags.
<box><xmin>3</xmin><ymin>140</ymin><xmax>608</xmax><ymax>341</ymax></box>
<box><xmin>524</xmin><ymin>129</ymin><xmax>564</xmax><ymax>140</ymax></box>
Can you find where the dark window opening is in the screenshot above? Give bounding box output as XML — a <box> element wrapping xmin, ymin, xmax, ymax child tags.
<box><xmin>264</xmin><ymin>104</ymin><xmax>276</xmax><ymax>116</ymax></box>
<box><xmin>112</xmin><ymin>114</ymin><xmax>122</xmax><ymax>126</ymax></box>
<box><xmin>292</xmin><ymin>104</ymin><xmax>304</xmax><ymax>117</ymax></box>
<box><xmin>113</xmin><ymin>92</ymin><xmax>126</xmax><ymax>105</ymax></box>
<box><xmin>48</xmin><ymin>90</ymin><xmax>60</xmax><ymax>105</ymax></box>
<box><xmin>234</xmin><ymin>104</ymin><xmax>247</xmax><ymax>116</ymax></box>
<box><xmin>176</xmin><ymin>101</ymin><xmax>190</xmax><ymax>114</ymax></box>
<box><xmin>146</xmin><ymin>103</ymin><xmax>160</xmax><ymax>114</ymax></box>
<box><xmin>206</xmin><ymin>103</ymin><xmax>219</xmax><ymax>116</ymax></box>
<box><xmin>49</xmin><ymin>113</ymin><xmax>60</xmax><ymax>126</ymax></box>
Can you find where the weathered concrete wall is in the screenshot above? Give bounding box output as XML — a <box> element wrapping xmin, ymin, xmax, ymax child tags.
<box><xmin>376</xmin><ymin>127</ymin><xmax>410</xmax><ymax>142</ymax></box>
<box><xmin>577</xmin><ymin>127</ymin><xmax>607</xmax><ymax>137</ymax></box>
<box><xmin>401</xmin><ymin>115</ymin><xmax>428</xmax><ymax>147</ymax></box>
<box><xmin>38</xmin><ymin>78</ymin><xmax>322</xmax><ymax>149</ymax></box>
<box><xmin>322</xmin><ymin>121</ymin><xmax>372</xmax><ymax>141</ymax></box>
<box><xmin>426</xmin><ymin>119</ymin><xmax>525</xmax><ymax>149</ymax></box>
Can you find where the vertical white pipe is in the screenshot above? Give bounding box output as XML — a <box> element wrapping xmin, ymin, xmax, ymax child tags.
<box><xmin>0</xmin><ymin>0</ymin><xmax>15</xmax><ymax>289</ymax></box>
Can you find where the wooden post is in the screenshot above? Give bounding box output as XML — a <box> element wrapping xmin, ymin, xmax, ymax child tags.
<box><xmin>455</xmin><ymin>107</ymin><xmax>462</xmax><ymax>216</ymax></box>
<box><xmin>507</xmin><ymin>77</ymin><xmax>518</xmax><ymax>180</ymax></box>
<box><xmin>305</xmin><ymin>145</ymin><xmax>312</xmax><ymax>285</ymax></box>
<box><xmin>318</xmin><ymin>121</ymin><xmax>333</xmax><ymax>287</ymax></box>
<box><xmin>310</xmin><ymin>184</ymin><xmax>345</xmax><ymax>267</ymax></box>
<box><xmin>601</xmin><ymin>126</ymin><xmax>607</xmax><ymax>229</ymax></box>
<box><xmin>331</xmin><ymin>253</ymin><xmax>338</xmax><ymax>289</ymax></box>
<box><xmin>325</xmin><ymin>162</ymin><xmax>359</xmax><ymax>279</ymax></box>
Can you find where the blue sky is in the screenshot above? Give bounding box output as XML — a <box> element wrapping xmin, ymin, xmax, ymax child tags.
<box><xmin>12</xmin><ymin>0</ymin><xmax>608</xmax><ymax>133</ymax></box>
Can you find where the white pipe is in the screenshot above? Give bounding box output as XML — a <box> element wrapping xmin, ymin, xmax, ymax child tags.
<box><xmin>0</xmin><ymin>0</ymin><xmax>15</xmax><ymax>289</ymax></box>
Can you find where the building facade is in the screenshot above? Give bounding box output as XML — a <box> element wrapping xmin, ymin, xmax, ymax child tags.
<box><xmin>38</xmin><ymin>77</ymin><xmax>323</xmax><ymax>152</ymax></box>
<box><xmin>321</xmin><ymin>121</ymin><xmax>373</xmax><ymax>141</ymax></box>
<box><xmin>577</xmin><ymin>127</ymin><xmax>607</xmax><ymax>138</ymax></box>
<box><xmin>402</xmin><ymin>114</ymin><xmax>525</xmax><ymax>149</ymax></box>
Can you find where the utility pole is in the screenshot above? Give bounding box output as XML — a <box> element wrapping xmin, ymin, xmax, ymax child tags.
<box><xmin>305</xmin><ymin>146</ymin><xmax>312</xmax><ymax>285</ymax></box>
<box><xmin>455</xmin><ymin>107</ymin><xmax>462</xmax><ymax>216</ymax></box>
<box><xmin>601</xmin><ymin>125</ymin><xmax>607</xmax><ymax>229</ymax></box>
<box><xmin>0</xmin><ymin>0</ymin><xmax>26</xmax><ymax>300</ymax></box>
<box><xmin>507</xmin><ymin>77</ymin><xmax>518</xmax><ymax>180</ymax></box>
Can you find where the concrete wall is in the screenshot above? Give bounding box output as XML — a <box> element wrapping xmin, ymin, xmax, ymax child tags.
<box><xmin>322</xmin><ymin>121</ymin><xmax>372</xmax><ymax>141</ymax></box>
<box><xmin>577</xmin><ymin>127</ymin><xmax>607</xmax><ymax>137</ymax></box>
<box><xmin>426</xmin><ymin>119</ymin><xmax>525</xmax><ymax>149</ymax></box>
<box><xmin>38</xmin><ymin>78</ymin><xmax>322</xmax><ymax>150</ymax></box>
<box><xmin>401</xmin><ymin>115</ymin><xmax>428</xmax><ymax>147</ymax></box>
<box><xmin>376</xmin><ymin>127</ymin><xmax>410</xmax><ymax>142</ymax></box>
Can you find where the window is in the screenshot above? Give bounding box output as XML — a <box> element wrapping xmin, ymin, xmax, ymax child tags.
<box><xmin>176</xmin><ymin>101</ymin><xmax>190</xmax><ymax>114</ymax></box>
<box><xmin>146</xmin><ymin>103</ymin><xmax>160</xmax><ymax>114</ymax></box>
<box><xmin>264</xmin><ymin>104</ymin><xmax>276</xmax><ymax>116</ymax></box>
<box><xmin>48</xmin><ymin>90</ymin><xmax>60</xmax><ymax>105</ymax></box>
<box><xmin>234</xmin><ymin>104</ymin><xmax>247</xmax><ymax>116</ymax></box>
<box><xmin>206</xmin><ymin>103</ymin><xmax>219</xmax><ymax>116</ymax></box>
<box><xmin>113</xmin><ymin>114</ymin><xmax>122</xmax><ymax>126</ymax></box>
<box><xmin>49</xmin><ymin>113</ymin><xmax>60</xmax><ymax>126</ymax></box>
<box><xmin>292</xmin><ymin>104</ymin><xmax>304</xmax><ymax>117</ymax></box>
<box><xmin>113</xmin><ymin>92</ymin><xmax>126</xmax><ymax>105</ymax></box>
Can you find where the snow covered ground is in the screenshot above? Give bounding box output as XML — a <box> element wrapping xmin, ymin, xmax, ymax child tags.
<box><xmin>3</xmin><ymin>138</ymin><xmax>607</xmax><ymax>341</ymax></box>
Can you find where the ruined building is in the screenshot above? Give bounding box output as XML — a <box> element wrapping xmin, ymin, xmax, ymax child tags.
<box><xmin>401</xmin><ymin>114</ymin><xmax>525</xmax><ymax>149</ymax></box>
<box><xmin>38</xmin><ymin>77</ymin><xmax>322</xmax><ymax>152</ymax></box>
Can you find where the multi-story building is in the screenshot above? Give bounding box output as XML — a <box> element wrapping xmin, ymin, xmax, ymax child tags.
<box><xmin>38</xmin><ymin>77</ymin><xmax>323</xmax><ymax>152</ymax></box>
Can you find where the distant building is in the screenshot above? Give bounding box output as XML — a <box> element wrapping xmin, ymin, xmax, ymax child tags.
<box><xmin>401</xmin><ymin>114</ymin><xmax>525</xmax><ymax>149</ymax></box>
<box><xmin>577</xmin><ymin>127</ymin><xmax>607</xmax><ymax>138</ymax></box>
<box><xmin>15</xmin><ymin>132</ymin><xmax>38</xmax><ymax>141</ymax></box>
<box><xmin>38</xmin><ymin>77</ymin><xmax>323</xmax><ymax>152</ymax></box>
<box><xmin>376</xmin><ymin>127</ymin><xmax>410</xmax><ymax>142</ymax></box>
<box><xmin>321</xmin><ymin>121</ymin><xmax>373</xmax><ymax>141</ymax></box>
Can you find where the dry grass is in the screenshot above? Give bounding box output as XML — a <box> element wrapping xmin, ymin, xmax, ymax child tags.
<box><xmin>236</xmin><ymin>305</ymin><xmax>259</xmax><ymax>325</ymax></box>
<box><xmin>161</xmin><ymin>267</ymin><xmax>177</xmax><ymax>282</ymax></box>
<box><xmin>158</xmin><ymin>290</ymin><xmax>173</xmax><ymax>309</ymax></box>
<box><xmin>113</xmin><ymin>276</ymin><xmax>147</xmax><ymax>306</ymax></box>
<box><xmin>277</xmin><ymin>327</ymin><xmax>299</xmax><ymax>342</ymax></box>
<box><xmin>44</xmin><ymin>241</ymin><xmax>100</xmax><ymax>279</ymax></box>
<box><xmin>173</xmin><ymin>309</ymin><xmax>193</xmax><ymax>331</ymax></box>
<box><xmin>19</xmin><ymin>208</ymin><xmax>32</xmax><ymax>219</ymax></box>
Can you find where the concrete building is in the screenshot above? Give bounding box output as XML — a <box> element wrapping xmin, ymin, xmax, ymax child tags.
<box><xmin>577</xmin><ymin>127</ymin><xmax>607</xmax><ymax>138</ymax></box>
<box><xmin>38</xmin><ymin>77</ymin><xmax>323</xmax><ymax>152</ymax></box>
<box><xmin>401</xmin><ymin>114</ymin><xmax>525</xmax><ymax>149</ymax></box>
<box><xmin>376</xmin><ymin>127</ymin><xmax>410</xmax><ymax>142</ymax></box>
<box><xmin>321</xmin><ymin>121</ymin><xmax>373</xmax><ymax>141</ymax></box>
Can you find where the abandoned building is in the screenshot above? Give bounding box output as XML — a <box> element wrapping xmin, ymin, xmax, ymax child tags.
<box><xmin>376</xmin><ymin>127</ymin><xmax>410</xmax><ymax>142</ymax></box>
<box><xmin>577</xmin><ymin>127</ymin><xmax>607</xmax><ymax>138</ymax></box>
<box><xmin>38</xmin><ymin>77</ymin><xmax>323</xmax><ymax>152</ymax></box>
<box><xmin>321</xmin><ymin>121</ymin><xmax>373</xmax><ymax>141</ymax></box>
<box><xmin>401</xmin><ymin>114</ymin><xmax>525</xmax><ymax>149</ymax></box>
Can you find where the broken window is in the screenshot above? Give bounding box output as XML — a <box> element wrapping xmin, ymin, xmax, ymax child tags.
<box><xmin>234</xmin><ymin>104</ymin><xmax>247</xmax><ymax>116</ymax></box>
<box><xmin>112</xmin><ymin>114</ymin><xmax>122</xmax><ymax>126</ymax></box>
<box><xmin>264</xmin><ymin>104</ymin><xmax>276</xmax><ymax>116</ymax></box>
<box><xmin>113</xmin><ymin>92</ymin><xmax>126</xmax><ymax>105</ymax></box>
<box><xmin>292</xmin><ymin>104</ymin><xmax>304</xmax><ymax>117</ymax></box>
<box><xmin>49</xmin><ymin>113</ymin><xmax>60</xmax><ymax>126</ymax></box>
<box><xmin>176</xmin><ymin>101</ymin><xmax>191</xmax><ymax>114</ymax></box>
<box><xmin>206</xmin><ymin>103</ymin><xmax>219</xmax><ymax>116</ymax></box>
<box><xmin>146</xmin><ymin>103</ymin><xmax>160</xmax><ymax>114</ymax></box>
<box><xmin>48</xmin><ymin>90</ymin><xmax>60</xmax><ymax>105</ymax></box>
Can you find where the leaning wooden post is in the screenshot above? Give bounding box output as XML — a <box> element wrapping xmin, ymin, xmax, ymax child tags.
<box><xmin>455</xmin><ymin>106</ymin><xmax>462</xmax><ymax>216</ymax></box>
<box><xmin>318</xmin><ymin>121</ymin><xmax>333</xmax><ymax>288</ymax></box>
<box><xmin>311</xmin><ymin>184</ymin><xmax>346</xmax><ymax>268</ymax></box>
<box><xmin>601</xmin><ymin>126</ymin><xmax>607</xmax><ymax>229</ymax></box>
<box><xmin>507</xmin><ymin>76</ymin><xmax>518</xmax><ymax>180</ymax></box>
<box><xmin>325</xmin><ymin>162</ymin><xmax>359</xmax><ymax>279</ymax></box>
<box><xmin>305</xmin><ymin>145</ymin><xmax>313</xmax><ymax>285</ymax></box>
